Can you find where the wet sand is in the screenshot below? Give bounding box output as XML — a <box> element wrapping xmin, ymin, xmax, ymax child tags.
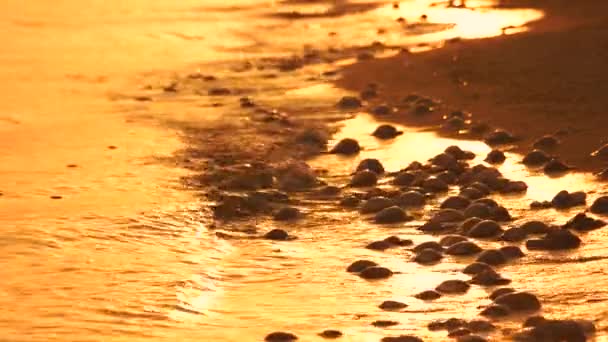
<box><xmin>337</xmin><ymin>0</ymin><xmax>608</xmax><ymax>172</ymax></box>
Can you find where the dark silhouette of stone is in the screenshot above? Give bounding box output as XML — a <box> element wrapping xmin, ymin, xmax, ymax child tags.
<box><xmin>459</xmin><ymin>217</ymin><xmax>482</xmax><ymax>235</ymax></box>
<box><xmin>356</xmin><ymin>158</ymin><xmax>385</xmax><ymax>174</ymax></box>
<box><xmin>397</xmin><ymin>191</ymin><xmax>426</xmax><ymax>207</ymax></box>
<box><xmin>462</xmin><ymin>262</ymin><xmax>493</xmax><ymax>275</ymax></box>
<box><xmin>520</xmin><ymin>221</ymin><xmax>552</xmax><ymax>235</ymax></box>
<box><xmin>460</xmin><ymin>187</ymin><xmax>484</xmax><ymax>200</ymax></box>
<box><xmin>490</xmin><ymin>288</ymin><xmax>516</xmax><ymax>301</ymax></box>
<box><xmin>414</xmin><ymin>249</ymin><xmax>443</xmax><ymax>265</ymax></box>
<box><xmin>381</xmin><ymin>335</ymin><xmax>423</xmax><ymax>342</ymax></box>
<box><xmin>384</xmin><ymin>236</ymin><xmax>413</xmax><ymax>246</ymax></box>
<box><xmin>445</xmin><ymin>145</ymin><xmax>475</xmax><ymax>160</ymax></box>
<box><xmin>492</xmin><ymin>206</ymin><xmax>512</xmax><ymax>221</ymax></box>
<box><xmin>264</xmin><ymin>229</ymin><xmax>290</xmax><ymax>241</ymax></box>
<box><xmin>274</xmin><ymin>207</ymin><xmax>301</xmax><ymax>221</ymax></box>
<box><xmin>393</xmin><ymin>171</ymin><xmax>416</xmax><ymax>186</ymax></box>
<box><xmin>265</xmin><ymin>331</ymin><xmax>298</xmax><ymax>341</ymax></box>
<box><xmin>318</xmin><ymin>330</ymin><xmax>343</xmax><ymax>339</ymax></box>
<box><xmin>375</xmin><ymin>206</ymin><xmax>410</xmax><ymax>224</ymax></box>
<box><xmin>330</xmin><ymin>138</ymin><xmax>361</xmax><ymax>154</ymax></box>
<box><xmin>415</xmin><ymin>290</ymin><xmax>441</xmax><ymax>300</ymax></box>
<box><xmin>340</xmin><ymin>195</ymin><xmax>361</xmax><ymax>207</ymax></box>
<box><xmin>373</xmin><ymin>124</ymin><xmax>403</xmax><ymax>139</ymax></box>
<box><xmin>372</xmin><ymin>320</ymin><xmax>399</xmax><ymax>328</ymax></box>
<box><xmin>485</xmin><ymin>150</ymin><xmax>506</xmax><ymax>164</ymax></box>
<box><xmin>446</xmin><ymin>241</ymin><xmax>482</xmax><ymax>256</ymax></box>
<box><xmin>467</xmin><ymin>320</ymin><xmax>496</xmax><ymax>333</ymax></box>
<box><xmin>476</xmin><ymin>249</ymin><xmax>507</xmax><ymax>266</ymax></box>
<box><xmin>470</xmin><ymin>269</ymin><xmax>511</xmax><ymax>286</ymax></box>
<box><xmin>484</xmin><ymin>129</ymin><xmax>517</xmax><ymax>145</ymax></box>
<box><xmin>379</xmin><ymin>300</ymin><xmax>408</xmax><ymax>311</ymax></box>
<box><xmin>350</xmin><ymin>170</ymin><xmax>378</xmax><ymax>187</ymax></box>
<box><xmin>441</xmin><ymin>196</ymin><xmax>472</xmax><ymax>210</ymax></box>
<box><xmin>431</xmin><ymin>153</ymin><xmax>457</xmax><ymax>169</ymax></box>
<box><xmin>590</xmin><ymin>196</ymin><xmax>608</xmax><ymax>214</ymax></box>
<box><xmin>436</xmin><ymin>280</ymin><xmax>470</xmax><ymax>294</ymax></box>
<box><xmin>440</xmin><ymin>235</ymin><xmax>468</xmax><ymax>247</ymax></box>
<box><xmin>526</xmin><ymin>229</ymin><xmax>581</xmax><ymax>250</ymax></box>
<box><xmin>500</xmin><ymin>246</ymin><xmax>525</xmax><ymax>259</ymax></box>
<box><xmin>457</xmin><ymin>335</ymin><xmax>487</xmax><ymax>342</ymax></box>
<box><xmin>413</xmin><ymin>241</ymin><xmax>444</xmax><ymax>253</ymax></box>
<box><xmin>468</xmin><ymin>220</ymin><xmax>503</xmax><ymax>238</ymax></box>
<box><xmin>347</xmin><ymin>260</ymin><xmax>378</xmax><ymax>273</ymax></box>
<box><xmin>592</xmin><ymin>143</ymin><xmax>608</xmax><ymax>159</ymax></box>
<box><xmin>562</xmin><ymin>212</ymin><xmax>606</xmax><ymax>232</ymax></box>
<box><xmin>501</xmin><ymin>180</ymin><xmax>528</xmax><ymax>194</ymax></box>
<box><xmin>551</xmin><ymin>190</ymin><xmax>586</xmax><ymax>209</ymax></box>
<box><xmin>479</xmin><ymin>304</ymin><xmax>510</xmax><ymax>318</ymax></box>
<box><xmin>423</xmin><ymin>177</ymin><xmax>449</xmax><ymax>193</ymax></box>
<box><xmin>372</xmin><ymin>104</ymin><xmax>392</xmax><ymax>115</ymax></box>
<box><xmin>522</xmin><ymin>320</ymin><xmax>588</xmax><ymax>342</ymax></box>
<box><xmin>501</xmin><ymin>228</ymin><xmax>528</xmax><ymax>242</ymax></box>
<box><xmin>366</xmin><ymin>240</ymin><xmax>393</xmax><ymax>251</ymax></box>
<box><xmin>494</xmin><ymin>292</ymin><xmax>541</xmax><ymax>312</ymax></box>
<box><xmin>337</xmin><ymin>96</ymin><xmax>361</xmax><ymax>109</ymax></box>
<box><xmin>522</xmin><ymin>150</ymin><xmax>551</xmax><ymax>166</ymax></box>
<box><xmin>431</xmin><ymin>208</ymin><xmax>465</xmax><ymax>223</ymax></box>
<box><xmin>544</xmin><ymin>159</ymin><xmax>571</xmax><ymax>175</ymax></box>
<box><xmin>448</xmin><ymin>328</ymin><xmax>471</xmax><ymax>338</ymax></box>
<box><xmin>360</xmin><ymin>266</ymin><xmax>393</xmax><ymax>279</ymax></box>
<box><xmin>533</xmin><ymin>135</ymin><xmax>559</xmax><ymax>150</ymax></box>
<box><xmin>464</xmin><ymin>203</ymin><xmax>492</xmax><ymax>219</ymax></box>
<box><xmin>530</xmin><ymin>200</ymin><xmax>552</xmax><ymax>209</ymax></box>
<box><xmin>361</xmin><ymin>196</ymin><xmax>394</xmax><ymax>213</ymax></box>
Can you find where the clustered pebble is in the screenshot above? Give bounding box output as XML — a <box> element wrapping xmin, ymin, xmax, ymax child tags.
<box><xmin>197</xmin><ymin>89</ymin><xmax>602</xmax><ymax>341</ymax></box>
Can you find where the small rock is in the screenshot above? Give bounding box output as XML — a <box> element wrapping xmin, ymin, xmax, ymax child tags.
<box><xmin>544</xmin><ymin>159</ymin><xmax>571</xmax><ymax>175</ymax></box>
<box><xmin>445</xmin><ymin>241</ymin><xmax>482</xmax><ymax>256</ymax></box>
<box><xmin>372</xmin><ymin>320</ymin><xmax>399</xmax><ymax>328</ymax></box>
<box><xmin>372</xmin><ymin>124</ymin><xmax>403</xmax><ymax>139</ymax></box>
<box><xmin>366</xmin><ymin>240</ymin><xmax>393</xmax><ymax>251</ymax></box>
<box><xmin>562</xmin><ymin>212</ymin><xmax>606</xmax><ymax>231</ymax></box>
<box><xmin>484</xmin><ymin>130</ymin><xmax>517</xmax><ymax>145</ymax></box>
<box><xmin>208</xmin><ymin>87</ymin><xmax>231</xmax><ymax>96</ymax></box>
<box><xmin>460</xmin><ymin>187</ymin><xmax>484</xmax><ymax>200</ymax></box>
<box><xmin>361</xmin><ymin>196</ymin><xmax>394</xmax><ymax>213</ymax></box>
<box><xmin>379</xmin><ymin>300</ymin><xmax>408</xmax><ymax>311</ymax></box>
<box><xmin>500</xmin><ymin>246</ymin><xmax>525</xmax><ymax>259</ymax></box>
<box><xmin>346</xmin><ymin>260</ymin><xmax>378</xmax><ymax>273</ymax></box>
<box><xmin>501</xmin><ymin>228</ymin><xmax>528</xmax><ymax>242</ymax></box>
<box><xmin>448</xmin><ymin>328</ymin><xmax>471</xmax><ymax>338</ymax></box>
<box><xmin>431</xmin><ymin>153</ymin><xmax>457</xmax><ymax>169</ymax></box>
<box><xmin>356</xmin><ymin>158</ymin><xmax>385</xmax><ymax>174</ymax></box>
<box><xmin>462</xmin><ymin>262</ymin><xmax>493</xmax><ymax>275</ymax></box>
<box><xmin>522</xmin><ymin>150</ymin><xmax>551</xmax><ymax>166</ymax></box>
<box><xmin>393</xmin><ymin>171</ymin><xmax>416</xmax><ymax>186</ymax></box>
<box><xmin>467</xmin><ymin>320</ymin><xmax>496</xmax><ymax>333</ymax></box>
<box><xmin>597</xmin><ymin>168</ymin><xmax>608</xmax><ymax>180</ymax></box>
<box><xmin>340</xmin><ymin>195</ymin><xmax>361</xmax><ymax>207</ymax></box>
<box><xmin>384</xmin><ymin>236</ymin><xmax>413</xmax><ymax>246</ymax></box>
<box><xmin>330</xmin><ymin>138</ymin><xmax>361</xmax><ymax>155</ymax></box>
<box><xmin>337</xmin><ymin>96</ymin><xmax>362</xmax><ymax>109</ymax></box>
<box><xmin>381</xmin><ymin>335</ymin><xmax>423</xmax><ymax>342</ymax></box>
<box><xmin>430</xmin><ymin>208</ymin><xmax>465</xmax><ymax>223</ymax></box>
<box><xmin>414</xmin><ymin>249</ymin><xmax>443</xmax><ymax>265</ymax></box>
<box><xmin>530</xmin><ymin>200</ymin><xmax>552</xmax><ymax>209</ymax></box>
<box><xmin>468</xmin><ymin>220</ymin><xmax>503</xmax><ymax>238</ymax></box>
<box><xmin>533</xmin><ymin>135</ymin><xmax>559</xmax><ymax>150</ymax></box>
<box><xmin>350</xmin><ymin>170</ymin><xmax>378</xmax><ymax>187</ymax></box>
<box><xmin>491</xmin><ymin>206</ymin><xmax>512</xmax><ymax>222</ymax></box>
<box><xmin>318</xmin><ymin>330</ymin><xmax>343</xmax><ymax>339</ymax></box>
<box><xmin>489</xmin><ymin>288</ymin><xmax>516</xmax><ymax>301</ymax></box>
<box><xmin>422</xmin><ymin>177</ymin><xmax>449</xmax><ymax>193</ymax></box>
<box><xmin>457</xmin><ymin>335</ymin><xmax>487</xmax><ymax>342</ymax></box>
<box><xmin>414</xmin><ymin>290</ymin><xmax>442</xmax><ymax>300</ymax></box>
<box><xmin>439</xmin><ymin>235</ymin><xmax>468</xmax><ymax>247</ymax></box>
<box><xmin>526</xmin><ymin>229</ymin><xmax>581</xmax><ymax>250</ymax></box>
<box><xmin>359</xmin><ymin>266</ymin><xmax>393</xmax><ymax>280</ymax></box>
<box><xmin>591</xmin><ymin>143</ymin><xmax>608</xmax><ymax>159</ymax></box>
<box><xmin>445</xmin><ymin>145</ymin><xmax>475</xmax><ymax>160</ymax></box>
<box><xmin>479</xmin><ymin>304</ymin><xmax>510</xmax><ymax>318</ymax></box>
<box><xmin>551</xmin><ymin>190</ymin><xmax>586</xmax><ymax>209</ymax></box>
<box><xmin>520</xmin><ymin>221</ymin><xmax>553</xmax><ymax>235</ymax></box>
<box><xmin>485</xmin><ymin>150</ymin><xmax>506</xmax><ymax>164</ymax></box>
<box><xmin>397</xmin><ymin>191</ymin><xmax>426</xmax><ymax>207</ymax></box>
<box><xmin>413</xmin><ymin>241</ymin><xmax>444</xmax><ymax>253</ymax></box>
<box><xmin>458</xmin><ymin>217</ymin><xmax>482</xmax><ymax>235</ymax></box>
<box><xmin>441</xmin><ymin>196</ymin><xmax>472</xmax><ymax>210</ymax></box>
<box><xmin>375</xmin><ymin>206</ymin><xmax>410</xmax><ymax>224</ymax></box>
<box><xmin>524</xmin><ymin>319</ymin><xmax>588</xmax><ymax>342</ymax></box>
<box><xmin>264</xmin><ymin>229</ymin><xmax>290</xmax><ymax>241</ymax></box>
<box><xmin>476</xmin><ymin>249</ymin><xmax>507</xmax><ymax>266</ymax></box>
<box><xmin>494</xmin><ymin>291</ymin><xmax>541</xmax><ymax>312</ymax></box>
<box><xmin>265</xmin><ymin>332</ymin><xmax>298</xmax><ymax>341</ymax></box>
<box><xmin>501</xmin><ymin>181</ymin><xmax>528</xmax><ymax>194</ymax></box>
<box><xmin>274</xmin><ymin>207</ymin><xmax>301</xmax><ymax>221</ymax></box>
<box><xmin>436</xmin><ymin>280</ymin><xmax>470</xmax><ymax>294</ymax></box>
<box><xmin>464</xmin><ymin>204</ymin><xmax>492</xmax><ymax>219</ymax></box>
<box><xmin>470</xmin><ymin>269</ymin><xmax>511</xmax><ymax>286</ymax></box>
<box><xmin>523</xmin><ymin>315</ymin><xmax>546</xmax><ymax>328</ymax></box>
<box><xmin>590</xmin><ymin>196</ymin><xmax>608</xmax><ymax>214</ymax></box>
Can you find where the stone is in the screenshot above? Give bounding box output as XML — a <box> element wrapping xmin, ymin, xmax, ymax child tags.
<box><xmin>415</xmin><ymin>290</ymin><xmax>441</xmax><ymax>300</ymax></box>
<box><xmin>373</xmin><ymin>124</ymin><xmax>403</xmax><ymax>139</ymax></box>
<box><xmin>397</xmin><ymin>191</ymin><xmax>426</xmax><ymax>207</ymax></box>
<box><xmin>448</xmin><ymin>328</ymin><xmax>471</xmax><ymax>338</ymax></box>
<box><xmin>441</xmin><ymin>196</ymin><xmax>472</xmax><ymax>210</ymax></box>
<box><xmin>457</xmin><ymin>335</ymin><xmax>487</xmax><ymax>342</ymax></box>
<box><xmin>470</xmin><ymin>269</ymin><xmax>511</xmax><ymax>286</ymax></box>
<box><xmin>414</xmin><ymin>249</ymin><xmax>443</xmax><ymax>264</ymax></box>
<box><xmin>375</xmin><ymin>206</ymin><xmax>410</xmax><ymax>224</ymax></box>
<box><xmin>544</xmin><ymin>159</ymin><xmax>571</xmax><ymax>174</ymax></box>
<box><xmin>265</xmin><ymin>332</ymin><xmax>298</xmax><ymax>341</ymax></box>
<box><xmin>418</xmin><ymin>221</ymin><xmax>448</xmax><ymax>233</ymax></box>
<box><xmin>476</xmin><ymin>249</ymin><xmax>507</xmax><ymax>266</ymax></box>
<box><xmin>491</xmin><ymin>206</ymin><xmax>512</xmax><ymax>221</ymax></box>
<box><xmin>494</xmin><ymin>292</ymin><xmax>541</xmax><ymax>312</ymax></box>
<box><xmin>264</xmin><ymin>229</ymin><xmax>290</xmax><ymax>241</ymax></box>
<box><xmin>484</xmin><ymin>129</ymin><xmax>517</xmax><ymax>145</ymax></box>
<box><xmin>468</xmin><ymin>220</ymin><xmax>503</xmax><ymax>238</ymax></box>
<box><xmin>361</xmin><ymin>197</ymin><xmax>394</xmax><ymax>214</ymax></box>
<box><xmin>318</xmin><ymin>330</ymin><xmax>343</xmax><ymax>339</ymax></box>
<box><xmin>276</xmin><ymin>162</ymin><xmax>318</xmax><ymax>191</ymax></box>
<box><xmin>422</xmin><ymin>177</ymin><xmax>449</xmax><ymax>192</ymax></box>
<box><xmin>489</xmin><ymin>288</ymin><xmax>516</xmax><ymax>301</ymax></box>
<box><xmin>501</xmin><ymin>228</ymin><xmax>528</xmax><ymax>242</ymax></box>
<box><xmin>443</xmin><ymin>116</ymin><xmax>466</xmax><ymax>131</ymax></box>
<box><xmin>467</xmin><ymin>320</ymin><xmax>495</xmax><ymax>333</ymax></box>
<box><xmin>431</xmin><ymin>208</ymin><xmax>465</xmax><ymax>223</ymax></box>
<box><xmin>530</xmin><ymin>200</ymin><xmax>552</xmax><ymax>209</ymax></box>
<box><xmin>350</xmin><ymin>170</ymin><xmax>378</xmax><ymax>187</ymax></box>
<box><xmin>445</xmin><ymin>241</ymin><xmax>483</xmax><ymax>256</ymax></box>
<box><xmin>431</xmin><ymin>153</ymin><xmax>457</xmax><ymax>169</ymax></box>
<box><xmin>381</xmin><ymin>336</ymin><xmax>423</xmax><ymax>342</ymax></box>
<box><xmin>526</xmin><ymin>229</ymin><xmax>581</xmax><ymax>250</ymax></box>
<box><xmin>274</xmin><ymin>207</ymin><xmax>301</xmax><ymax>221</ymax></box>
<box><xmin>523</xmin><ymin>320</ymin><xmax>588</xmax><ymax>342</ymax></box>
<box><xmin>384</xmin><ymin>236</ymin><xmax>413</xmax><ymax>246</ymax></box>
<box><xmin>359</xmin><ymin>266</ymin><xmax>393</xmax><ymax>279</ymax></box>
<box><xmin>458</xmin><ymin>217</ymin><xmax>482</xmax><ymax>235</ymax></box>
<box><xmin>590</xmin><ymin>196</ymin><xmax>608</xmax><ymax>214</ymax></box>
<box><xmin>533</xmin><ymin>135</ymin><xmax>559</xmax><ymax>150</ymax></box>
<box><xmin>356</xmin><ymin>158</ymin><xmax>385</xmax><ymax>174</ymax></box>
<box><xmin>460</xmin><ymin>187</ymin><xmax>484</xmax><ymax>200</ymax></box>
<box><xmin>372</xmin><ymin>320</ymin><xmax>399</xmax><ymax>327</ymax></box>
<box><xmin>462</xmin><ymin>262</ymin><xmax>493</xmax><ymax>275</ymax></box>
<box><xmin>469</xmin><ymin>183</ymin><xmax>491</xmax><ymax>196</ymax></box>
<box><xmin>551</xmin><ymin>190</ymin><xmax>586</xmax><ymax>209</ymax></box>
<box><xmin>436</xmin><ymin>280</ymin><xmax>471</xmax><ymax>294</ymax></box>
<box><xmin>340</xmin><ymin>195</ymin><xmax>361</xmax><ymax>207</ymax></box>
<box><xmin>464</xmin><ymin>204</ymin><xmax>492</xmax><ymax>219</ymax></box>
<box><xmin>485</xmin><ymin>150</ymin><xmax>506</xmax><ymax>164</ymax></box>
<box><xmin>522</xmin><ymin>150</ymin><xmax>551</xmax><ymax>166</ymax></box>
<box><xmin>479</xmin><ymin>304</ymin><xmax>510</xmax><ymax>318</ymax></box>
<box><xmin>413</xmin><ymin>241</ymin><xmax>444</xmax><ymax>253</ymax></box>
<box><xmin>520</xmin><ymin>221</ymin><xmax>552</xmax><ymax>235</ymax></box>
<box><xmin>500</xmin><ymin>245</ymin><xmax>525</xmax><ymax>259</ymax></box>
<box><xmin>346</xmin><ymin>260</ymin><xmax>378</xmax><ymax>273</ymax></box>
<box><xmin>562</xmin><ymin>212</ymin><xmax>606</xmax><ymax>231</ymax></box>
<box><xmin>330</xmin><ymin>138</ymin><xmax>361</xmax><ymax>155</ymax></box>
<box><xmin>379</xmin><ymin>300</ymin><xmax>408</xmax><ymax>311</ymax></box>
<box><xmin>366</xmin><ymin>240</ymin><xmax>393</xmax><ymax>251</ymax></box>
<box><xmin>501</xmin><ymin>181</ymin><xmax>528</xmax><ymax>194</ymax></box>
<box><xmin>445</xmin><ymin>145</ymin><xmax>475</xmax><ymax>160</ymax></box>
<box><xmin>439</xmin><ymin>235</ymin><xmax>468</xmax><ymax>247</ymax></box>
<box><xmin>372</xmin><ymin>104</ymin><xmax>392</xmax><ymax>115</ymax></box>
<box><xmin>337</xmin><ymin>96</ymin><xmax>361</xmax><ymax>109</ymax></box>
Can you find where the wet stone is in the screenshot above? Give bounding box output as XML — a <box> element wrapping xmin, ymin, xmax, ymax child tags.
<box><xmin>413</xmin><ymin>241</ymin><xmax>443</xmax><ymax>253</ymax></box>
<box><xmin>448</xmin><ymin>328</ymin><xmax>471</xmax><ymax>337</ymax></box>
<box><xmin>397</xmin><ymin>191</ymin><xmax>426</xmax><ymax>207</ymax></box>
<box><xmin>442</xmin><ymin>116</ymin><xmax>466</xmax><ymax>131</ymax></box>
<box><xmin>445</xmin><ymin>145</ymin><xmax>475</xmax><ymax>160</ymax></box>
<box><xmin>422</xmin><ymin>177</ymin><xmax>449</xmax><ymax>193</ymax></box>
<box><xmin>414</xmin><ymin>249</ymin><xmax>443</xmax><ymax>265</ymax></box>
<box><xmin>274</xmin><ymin>207</ymin><xmax>301</xmax><ymax>221</ymax></box>
<box><xmin>431</xmin><ymin>153</ymin><xmax>457</xmax><ymax>169</ymax></box>
<box><xmin>460</xmin><ymin>187</ymin><xmax>484</xmax><ymax>200</ymax></box>
<box><xmin>393</xmin><ymin>171</ymin><xmax>416</xmax><ymax>186</ymax></box>
<box><xmin>436</xmin><ymin>280</ymin><xmax>470</xmax><ymax>294</ymax></box>
<box><xmin>379</xmin><ymin>300</ymin><xmax>408</xmax><ymax>311</ymax></box>
<box><xmin>375</xmin><ymin>206</ymin><xmax>410</xmax><ymax>224</ymax></box>
<box><xmin>551</xmin><ymin>190</ymin><xmax>586</xmax><ymax>209</ymax></box>
<box><xmin>384</xmin><ymin>236</ymin><xmax>413</xmax><ymax>246</ymax></box>
<box><xmin>359</xmin><ymin>266</ymin><xmax>393</xmax><ymax>280</ymax></box>
<box><xmin>470</xmin><ymin>183</ymin><xmax>491</xmax><ymax>196</ymax></box>
<box><xmin>501</xmin><ymin>227</ymin><xmax>528</xmax><ymax>242</ymax></box>
<box><xmin>330</xmin><ymin>138</ymin><xmax>361</xmax><ymax>155</ymax></box>
<box><xmin>346</xmin><ymin>260</ymin><xmax>377</xmax><ymax>273</ymax></box>
<box><xmin>522</xmin><ymin>150</ymin><xmax>551</xmax><ymax>166</ymax></box>
<box><xmin>265</xmin><ymin>331</ymin><xmax>298</xmax><ymax>341</ymax></box>
<box><xmin>431</xmin><ymin>208</ymin><xmax>465</xmax><ymax>224</ymax></box>
<box><xmin>361</xmin><ymin>197</ymin><xmax>394</xmax><ymax>214</ymax></box>
<box><xmin>484</xmin><ymin>129</ymin><xmax>517</xmax><ymax>146</ymax></box>
<box><xmin>457</xmin><ymin>335</ymin><xmax>487</xmax><ymax>342</ymax></box>
<box><xmin>439</xmin><ymin>235</ymin><xmax>468</xmax><ymax>247</ymax></box>
<box><xmin>445</xmin><ymin>241</ymin><xmax>482</xmax><ymax>256</ymax></box>
<box><xmin>418</xmin><ymin>221</ymin><xmax>448</xmax><ymax>233</ymax></box>
<box><xmin>490</xmin><ymin>288</ymin><xmax>516</xmax><ymax>301</ymax></box>
<box><xmin>459</xmin><ymin>217</ymin><xmax>482</xmax><ymax>235</ymax></box>
<box><xmin>366</xmin><ymin>240</ymin><xmax>393</xmax><ymax>251</ymax></box>
<box><xmin>372</xmin><ymin>320</ymin><xmax>399</xmax><ymax>328</ymax></box>
<box><xmin>467</xmin><ymin>320</ymin><xmax>496</xmax><ymax>333</ymax></box>
<box><xmin>479</xmin><ymin>304</ymin><xmax>510</xmax><ymax>318</ymax></box>
<box><xmin>464</xmin><ymin>203</ymin><xmax>493</xmax><ymax>220</ymax></box>
<box><xmin>350</xmin><ymin>170</ymin><xmax>378</xmax><ymax>187</ymax></box>
<box><xmin>533</xmin><ymin>135</ymin><xmax>559</xmax><ymax>150</ymax></box>
<box><xmin>494</xmin><ymin>291</ymin><xmax>541</xmax><ymax>312</ymax></box>
<box><xmin>441</xmin><ymin>196</ymin><xmax>471</xmax><ymax>210</ymax></box>
<box><xmin>485</xmin><ymin>150</ymin><xmax>506</xmax><ymax>164</ymax></box>
<box><xmin>597</xmin><ymin>168</ymin><xmax>608</xmax><ymax>181</ymax></box>
<box><xmin>526</xmin><ymin>229</ymin><xmax>581</xmax><ymax>250</ymax></box>
<box><xmin>530</xmin><ymin>200</ymin><xmax>552</xmax><ymax>209</ymax></box>
<box><xmin>462</xmin><ymin>262</ymin><xmax>493</xmax><ymax>275</ymax></box>
<box><xmin>372</xmin><ymin>124</ymin><xmax>403</xmax><ymax>139</ymax></box>
<box><xmin>381</xmin><ymin>335</ymin><xmax>423</xmax><ymax>342</ymax></box>
<box><xmin>562</xmin><ymin>212</ymin><xmax>606</xmax><ymax>231</ymax></box>
<box><xmin>444</xmin><ymin>318</ymin><xmax>467</xmax><ymax>331</ymax></box>
<box><xmin>522</xmin><ymin>319</ymin><xmax>588</xmax><ymax>342</ymax></box>
<box><xmin>264</xmin><ymin>229</ymin><xmax>290</xmax><ymax>241</ymax></box>
<box><xmin>470</xmin><ymin>269</ymin><xmax>511</xmax><ymax>286</ymax></box>
<box><xmin>356</xmin><ymin>159</ymin><xmax>385</xmax><ymax>175</ymax></box>
<box><xmin>500</xmin><ymin>245</ymin><xmax>525</xmax><ymax>259</ymax></box>
<box><xmin>491</xmin><ymin>206</ymin><xmax>512</xmax><ymax>222</ymax></box>
<box><xmin>520</xmin><ymin>221</ymin><xmax>552</xmax><ymax>235</ymax></box>
<box><xmin>543</xmin><ymin>159</ymin><xmax>571</xmax><ymax>175</ymax></box>
<box><xmin>590</xmin><ymin>196</ymin><xmax>608</xmax><ymax>214</ymax></box>
<box><xmin>340</xmin><ymin>195</ymin><xmax>361</xmax><ymax>207</ymax></box>
<box><xmin>501</xmin><ymin>180</ymin><xmax>528</xmax><ymax>194</ymax></box>
<box><xmin>337</xmin><ymin>96</ymin><xmax>362</xmax><ymax>109</ymax></box>
<box><xmin>476</xmin><ymin>249</ymin><xmax>507</xmax><ymax>266</ymax></box>
<box><xmin>415</xmin><ymin>290</ymin><xmax>442</xmax><ymax>300</ymax></box>
<box><xmin>372</xmin><ymin>104</ymin><xmax>392</xmax><ymax>115</ymax></box>
<box><xmin>318</xmin><ymin>330</ymin><xmax>343</xmax><ymax>339</ymax></box>
<box><xmin>468</xmin><ymin>220</ymin><xmax>503</xmax><ymax>238</ymax></box>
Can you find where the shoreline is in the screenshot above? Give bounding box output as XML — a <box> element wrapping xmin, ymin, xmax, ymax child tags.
<box><xmin>336</xmin><ymin>0</ymin><xmax>608</xmax><ymax>173</ymax></box>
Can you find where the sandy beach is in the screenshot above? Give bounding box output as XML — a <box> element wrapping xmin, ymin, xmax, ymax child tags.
<box><xmin>338</xmin><ymin>0</ymin><xmax>608</xmax><ymax>172</ymax></box>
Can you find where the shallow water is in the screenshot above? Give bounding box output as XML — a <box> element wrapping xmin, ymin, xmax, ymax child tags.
<box><xmin>7</xmin><ymin>1</ymin><xmax>603</xmax><ymax>341</ymax></box>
